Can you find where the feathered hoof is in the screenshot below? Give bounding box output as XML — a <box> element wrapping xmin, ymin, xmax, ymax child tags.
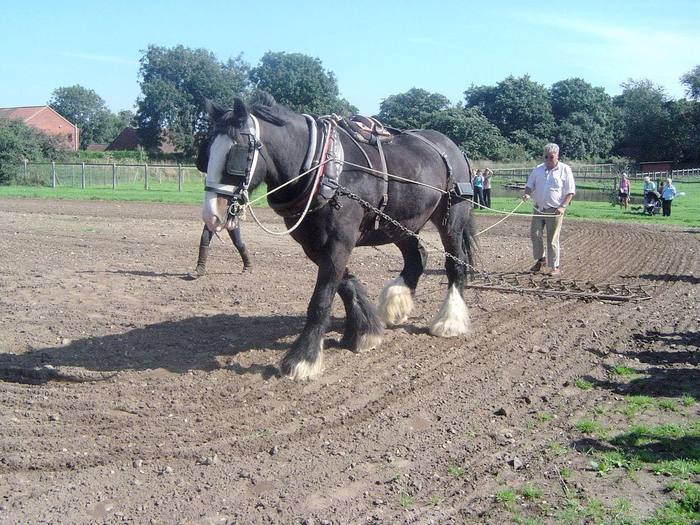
<box><xmin>280</xmin><ymin>346</ymin><xmax>324</xmax><ymax>381</ymax></box>
<box><xmin>429</xmin><ymin>316</ymin><xmax>471</xmax><ymax>337</ymax></box>
<box><xmin>353</xmin><ymin>333</ymin><xmax>383</xmax><ymax>353</ymax></box>
<box><xmin>429</xmin><ymin>285</ymin><xmax>471</xmax><ymax>337</ymax></box>
<box><xmin>378</xmin><ymin>277</ymin><xmax>414</xmax><ymax>326</ymax></box>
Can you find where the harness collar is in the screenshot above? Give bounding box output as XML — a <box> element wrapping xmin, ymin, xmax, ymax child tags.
<box><xmin>267</xmin><ymin>117</ymin><xmax>344</xmax><ymax>218</ymax></box>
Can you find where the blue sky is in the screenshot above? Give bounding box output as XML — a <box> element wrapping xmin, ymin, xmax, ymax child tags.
<box><xmin>1</xmin><ymin>0</ymin><xmax>698</xmax><ymax>116</ymax></box>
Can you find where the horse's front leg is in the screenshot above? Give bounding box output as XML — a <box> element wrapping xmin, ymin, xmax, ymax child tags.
<box><xmin>280</xmin><ymin>254</ymin><xmax>348</xmax><ymax>380</ymax></box>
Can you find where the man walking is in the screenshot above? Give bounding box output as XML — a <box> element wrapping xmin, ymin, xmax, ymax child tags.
<box><xmin>522</xmin><ymin>143</ymin><xmax>576</xmax><ymax>276</ymax></box>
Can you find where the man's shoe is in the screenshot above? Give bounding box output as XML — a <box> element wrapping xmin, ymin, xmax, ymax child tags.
<box><xmin>530</xmin><ymin>259</ymin><xmax>545</xmax><ymax>273</ymax></box>
<box><xmin>548</xmin><ymin>267</ymin><xmax>561</xmax><ymax>277</ymax></box>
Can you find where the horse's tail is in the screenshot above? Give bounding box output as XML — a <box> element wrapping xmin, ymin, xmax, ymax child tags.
<box><xmin>462</xmin><ymin>217</ymin><xmax>477</xmax><ymax>279</ymax></box>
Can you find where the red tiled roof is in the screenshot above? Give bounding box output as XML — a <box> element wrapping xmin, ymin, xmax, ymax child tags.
<box><xmin>0</xmin><ymin>105</ymin><xmax>77</xmax><ymax>128</ymax></box>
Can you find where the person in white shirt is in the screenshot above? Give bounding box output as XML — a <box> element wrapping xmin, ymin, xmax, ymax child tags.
<box><xmin>521</xmin><ymin>143</ymin><xmax>576</xmax><ymax>276</ymax></box>
<box><xmin>661</xmin><ymin>177</ymin><xmax>677</xmax><ymax>217</ymax></box>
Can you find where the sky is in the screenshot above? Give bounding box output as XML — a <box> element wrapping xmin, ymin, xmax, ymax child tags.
<box><xmin>1</xmin><ymin>0</ymin><xmax>699</xmax><ymax>116</ymax></box>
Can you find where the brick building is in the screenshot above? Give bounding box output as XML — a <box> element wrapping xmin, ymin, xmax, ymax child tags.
<box><xmin>0</xmin><ymin>105</ymin><xmax>80</xmax><ymax>151</ymax></box>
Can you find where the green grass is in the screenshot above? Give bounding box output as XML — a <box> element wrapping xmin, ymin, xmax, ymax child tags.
<box><xmin>575</xmin><ymin>378</ymin><xmax>594</xmax><ymax>390</ymax></box>
<box><xmin>398</xmin><ymin>490</ymin><xmax>413</xmax><ymax>509</ymax></box>
<box><xmin>558</xmin><ymin>498</ymin><xmax>638</xmax><ymax>525</ymax></box>
<box><xmin>575</xmin><ymin>419</ymin><xmax>607</xmax><ymax>437</ymax></box>
<box><xmin>447</xmin><ymin>464</ymin><xmax>465</xmax><ymax>478</ymax></box>
<box><xmin>0</xmin><ymin>182</ymin><xmax>270</xmax><ymax>206</ymax></box>
<box><xmin>598</xmin><ymin>421</ymin><xmax>700</xmax><ymax>479</ymax></box>
<box><xmin>681</xmin><ymin>395</ymin><xmax>696</xmax><ymax>407</ymax></box>
<box><xmin>657</xmin><ymin>399</ymin><xmax>678</xmax><ymax>412</ymax></box>
<box><xmin>645</xmin><ymin>481</ymin><xmax>700</xmax><ymax>525</ymax></box>
<box><xmin>623</xmin><ymin>395</ymin><xmax>656</xmax><ymax>419</ymax></box>
<box><xmin>519</xmin><ymin>484</ymin><xmax>543</xmax><ymax>500</ymax></box>
<box><xmin>496</xmin><ymin>489</ymin><xmax>517</xmax><ymax>508</ymax></box>
<box><xmin>612</xmin><ymin>365</ymin><xmax>637</xmax><ymax>376</ymax></box>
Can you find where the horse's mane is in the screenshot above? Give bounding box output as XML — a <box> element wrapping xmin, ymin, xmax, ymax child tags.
<box><xmin>249</xmin><ymin>92</ymin><xmax>296</xmax><ymax>127</ymax></box>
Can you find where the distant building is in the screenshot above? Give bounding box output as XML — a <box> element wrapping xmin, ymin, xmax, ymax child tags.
<box><xmin>106</xmin><ymin>126</ymin><xmax>177</xmax><ymax>153</ymax></box>
<box><xmin>0</xmin><ymin>105</ymin><xmax>80</xmax><ymax>151</ymax></box>
<box><xmin>640</xmin><ymin>161</ymin><xmax>672</xmax><ymax>174</ymax></box>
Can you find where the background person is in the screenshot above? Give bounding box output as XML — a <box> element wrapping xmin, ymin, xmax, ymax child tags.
<box><xmin>661</xmin><ymin>177</ymin><xmax>677</xmax><ymax>217</ymax></box>
<box><xmin>618</xmin><ymin>172</ymin><xmax>630</xmax><ymax>209</ymax></box>
<box><xmin>522</xmin><ymin>143</ymin><xmax>576</xmax><ymax>277</ymax></box>
<box><xmin>472</xmin><ymin>169</ymin><xmax>484</xmax><ymax>209</ymax></box>
<box><xmin>643</xmin><ymin>176</ymin><xmax>656</xmax><ymax>206</ymax></box>
<box><xmin>482</xmin><ymin>168</ymin><xmax>493</xmax><ymax>209</ymax></box>
<box><xmin>189</xmin><ymin>222</ymin><xmax>252</xmax><ymax>279</ymax></box>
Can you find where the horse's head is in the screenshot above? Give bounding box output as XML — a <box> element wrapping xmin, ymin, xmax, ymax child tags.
<box><xmin>199</xmin><ymin>98</ymin><xmax>261</xmax><ymax>232</ymax></box>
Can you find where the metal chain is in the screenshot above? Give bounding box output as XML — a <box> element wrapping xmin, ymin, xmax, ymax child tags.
<box><xmin>336</xmin><ymin>185</ymin><xmax>487</xmax><ymax>278</ymax></box>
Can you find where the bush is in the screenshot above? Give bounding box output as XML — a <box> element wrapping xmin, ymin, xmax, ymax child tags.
<box><xmin>0</xmin><ymin>118</ymin><xmax>67</xmax><ymax>184</ymax></box>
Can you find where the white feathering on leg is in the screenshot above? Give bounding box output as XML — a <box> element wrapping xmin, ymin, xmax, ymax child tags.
<box><xmin>355</xmin><ymin>333</ymin><xmax>383</xmax><ymax>353</ymax></box>
<box><xmin>430</xmin><ymin>285</ymin><xmax>471</xmax><ymax>337</ymax></box>
<box><xmin>285</xmin><ymin>341</ymin><xmax>324</xmax><ymax>381</ymax></box>
<box><xmin>378</xmin><ymin>276</ymin><xmax>414</xmax><ymax>326</ymax></box>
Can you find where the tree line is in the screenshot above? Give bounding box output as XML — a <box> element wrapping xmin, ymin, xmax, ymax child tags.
<box><xmin>2</xmin><ymin>45</ymin><xmax>699</xmax><ymax>183</ymax></box>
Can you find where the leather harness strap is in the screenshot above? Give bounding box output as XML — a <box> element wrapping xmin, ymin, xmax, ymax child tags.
<box><xmin>373</xmin><ymin>137</ymin><xmax>389</xmax><ymax>230</ymax></box>
<box><xmin>336</xmin><ymin>123</ymin><xmax>389</xmax><ymax>230</ymax></box>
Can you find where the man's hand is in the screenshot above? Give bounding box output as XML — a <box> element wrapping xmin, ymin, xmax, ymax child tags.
<box><xmin>522</xmin><ymin>193</ymin><xmax>531</xmax><ymax>202</ymax></box>
<box><xmin>556</xmin><ymin>206</ymin><xmax>566</xmax><ymax>215</ymax></box>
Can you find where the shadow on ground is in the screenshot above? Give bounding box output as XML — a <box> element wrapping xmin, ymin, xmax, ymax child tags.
<box><xmin>0</xmin><ymin>313</ymin><xmax>306</xmax><ymax>384</ymax></box>
<box><xmin>585</xmin><ymin>329</ymin><xmax>700</xmax><ymax>398</ymax></box>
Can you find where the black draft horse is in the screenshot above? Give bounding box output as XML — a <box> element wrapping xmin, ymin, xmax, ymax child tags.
<box><xmin>200</xmin><ymin>95</ymin><xmax>475</xmax><ymax>380</ymax></box>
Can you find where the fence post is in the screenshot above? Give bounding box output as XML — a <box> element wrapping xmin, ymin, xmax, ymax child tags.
<box><xmin>178</xmin><ymin>163</ymin><xmax>183</xmax><ymax>192</ymax></box>
<box><xmin>51</xmin><ymin>161</ymin><xmax>56</xmax><ymax>188</ymax></box>
<box><xmin>23</xmin><ymin>159</ymin><xmax>28</xmax><ymax>182</ymax></box>
<box><xmin>144</xmin><ymin>164</ymin><xmax>149</xmax><ymax>190</ymax></box>
<box><xmin>112</xmin><ymin>163</ymin><xmax>117</xmax><ymax>189</ymax></box>
<box><xmin>81</xmin><ymin>163</ymin><xmax>85</xmax><ymax>189</ymax></box>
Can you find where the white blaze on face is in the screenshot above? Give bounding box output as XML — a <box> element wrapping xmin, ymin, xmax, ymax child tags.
<box><xmin>201</xmin><ymin>134</ymin><xmax>234</xmax><ymax>232</ymax></box>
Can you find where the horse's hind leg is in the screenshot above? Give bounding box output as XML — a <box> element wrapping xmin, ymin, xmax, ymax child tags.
<box><xmin>337</xmin><ymin>269</ymin><xmax>384</xmax><ymax>352</ymax></box>
<box><xmin>378</xmin><ymin>236</ymin><xmax>428</xmax><ymax>326</ymax></box>
<box><xmin>430</xmin><ymin>209</ymin><xmax>473</xmax><ymax>337</ymax></box>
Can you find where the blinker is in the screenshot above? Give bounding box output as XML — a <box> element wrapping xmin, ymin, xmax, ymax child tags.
<box><xmin>225</xmin><ymin>142</ymin><xmax>252</xmax><ymax>180</ymax></box>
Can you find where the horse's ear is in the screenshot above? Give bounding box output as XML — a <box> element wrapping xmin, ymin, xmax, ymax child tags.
<box><xmin>205</xmin><ymin>99</ymin><xmax>227</xmax><ymax>122</ymax></box>
<box><xmin>232</xmin><ymin>98</ymin><xmax>249</xmax><ymax>127</ymax></box>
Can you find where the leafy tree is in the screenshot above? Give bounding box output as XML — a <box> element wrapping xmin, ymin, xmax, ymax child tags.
<box><xmin>49</xmin><ymin>85</ymin><xmax>121</xmax><ymax>149</ymax></box>
<box><xmin>665</xmin><ymin>99</ymin><xmax>700</xmax><ymax>163</ymax></box>
<box><xmin>377</xmin><ymin>88</ymin><xmax>451</xmax><ymax>129</ymax></box>
<box><xmin>549</xmin><ymin>78</ymin><xmax>618</xmax><ymax>159</ymax></box>
<box><xmin>680</xmin><ymin>65</ymin><xmax>700</xmax><ymax>101</ymax></box>
<box><xmin>613</xmin><ymin>79</ymin><xmax>673</xmax><ymax>161</ymax></box>
<box><xmin>0</xmin><ymin>119</ymin><xmax>66</xmax><ymax>183</ymax></box>
<box><xmin>136</xmin><ymin>45</ymin><xmax>251</xmax><ymax>155</ymax></box>
<box><xmin>249</xmin><ymin>52</ymin><xmax>355</xmax><ymax>115</ymax></box>
<box><xmin>427</xmin><ymin>106</ymin><xmax>526</xmax><ymax>161</ymax></box>
<box><xmin>465</xmin><ymin>75</ymin><xmax>555</xmax><ymax>156</ymax></box>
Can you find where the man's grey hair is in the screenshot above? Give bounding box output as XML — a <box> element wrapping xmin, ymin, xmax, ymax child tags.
<box><xmin>544</xmin><ymin>143</ymin><xmax>560</xmax><ymax>156</ymax></box>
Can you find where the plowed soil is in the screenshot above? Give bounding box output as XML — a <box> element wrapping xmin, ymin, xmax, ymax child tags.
<box><xmin>0</xmin><ymin>198</ymin><xmax>697</xmax><ymax>524</ymax></box>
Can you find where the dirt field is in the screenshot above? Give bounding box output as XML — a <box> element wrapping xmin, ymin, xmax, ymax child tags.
<box><xmin>0</xmin><ymin>198</ymin><xmax>697</xmax><ymax>524</ymax></box>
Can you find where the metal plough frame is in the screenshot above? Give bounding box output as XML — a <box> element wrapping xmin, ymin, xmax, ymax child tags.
<box><xmin>465</xmin><ymin>272</ymin><xmax>653</xmax><ymax>302</ymax></box>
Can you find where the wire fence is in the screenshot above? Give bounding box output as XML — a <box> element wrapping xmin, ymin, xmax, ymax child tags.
<box><xmin>490</xmin><ymin>165</ymin><xmax>700</xmax><ymax>203</ymax></box>
<box><xmin>13</xmin><ymin>161</ymin><xmax>204</xmax><ymax>192</ymax></box>
<box><xmin>8</xmin><ymin>161</ymin><xmax>700</xmax><ymax>203</ymax></box>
